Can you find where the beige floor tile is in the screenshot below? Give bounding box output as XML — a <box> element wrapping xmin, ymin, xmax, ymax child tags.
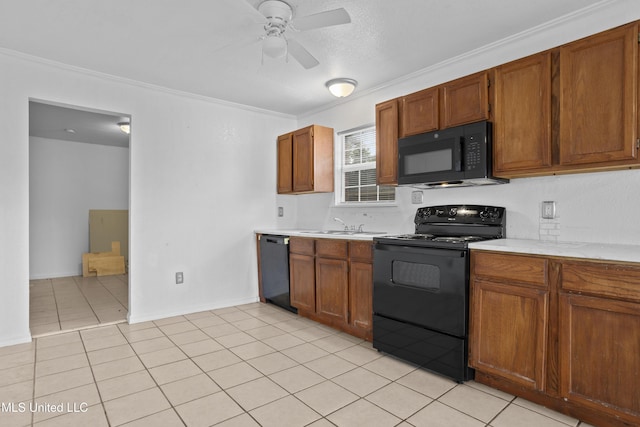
<box><xmin>129</xmin><ymin>336</ymin><xmax>175</xmax><ymax>355</ymax></box>
<box><xmin>103</xmin><ymin>388</ymin><xmax>171</xmax><ymax>426</ymax></box>
<box><xmin>160</xmin><ymin>373</ymin><xmax>221</xmax><ymax>406</ymax></box>
<box><xmin>178</xmin><ymin>338</ymin><xmax>224</xmax><ymax>357</ymax></box>
<box><xmin>36</xmin><ymin>341</ymin><xmax>84</xmax><ymax>362</ymax></box>
<box><xmin>175</xmin><ymin>391</ymin><xmax>244</xmax><ymax>427</ymax></box>
<box><xmin>138</xmin><ymin>347</ymin><xmax>186</xmax><ymax>369</ymax></box>
<box><xmin>35</xmin><ymin>353</ymin><xmax>88</xmax><ymax>377</ymax></box>
<box><xmin>281</xmin><ymin>343</ymin><xmax>330</xmax><ymax>364</ymax></box>
<box><xmin>208</xmin><ymin>361</ymin><xmax>263</xmax><ymax>389</ymax></box>
<box><xmin>36</xmin><ymin>332</ymin><xmax>80</xmax><ymax>349</ymax></box>
<box><xmin>290</xmin><ymin>325</ymin><xmax>336</xmax><ymax>342</ymax></box>
<box><xmin>0</xmin><ymin>364</ymin><xmax>34</xmax><ymax>388</ymax></box>
<box><xmin>82</xmin><ymin>334</ymin><xmax>128</xmax><ymax>352</ymax></box>
<box><xmin>218</xmin><ymin>310</ymin><xmax>253</xmax><ymax>323</ymax></box>
<box><xmin>60</xmin><ymin>318</ymin><xmax>99</xmax><ymax>330</ymax></box>
<box><xmin>216</xmin><ymin>331</ymin><xmax>256</xmax><ymax>348</ymax></box>
<box><xmin>189</xmin><ymin>315</ymin><xmax>227</xmax><ymax>329</ymax></box>
<box><xmin>148</xmin><ymin>359</ymin><xmax>201</xmax><ymax>385</ymax></box>
<box><xmin>31</xmin><ymin>403</ymin><xmax>108</xmax><ymax>427</ymax></box>
<box><xmin>192</xmin><ymin>349</ymin><xmax>241</xmax><ymax>372</ymax></box>
<box><xmin>0</xmin><ymin>380</ymin><xmax>34</xmax><ymax>403</ymax></box>
<box><xmin>166</xmin><ymin>329</ymin><xmax>208</xmax><ymax>346</ymax></box>
<box><xmin>152</xmin><ymin>315</ymin><xmax>187</xmax><ymax>327</ymax></box>
<box><xmin>439</xmin><ymin>384</ymin><xmax>511</xmax><ymax>423</ymax></box>
<box><xmin>232</xmin><ymin>317</ymin><xmax>270</xmax><ymax>331</ymax></box>
<box><xmin>32</xmin><ymin>383</ymin><xmax>101</xmax><ymax>423</ymax></box>
<box><xmin>118</xmin><ymin>409</ymin><xmax>183</xmax><ymax>427</ymax></box>
<box><xmin>87</xmin><ymin>344</ymin><xmax>136</xmax><ymax>365</ymax></box>
<box><xmin>294</xmin><ymin>380</ymin><xmax>359</xmax><ymax>416</ymax></box>
<box><xmin>247</xmin><ymin>351</ymin><xmax>299</xmax><ymax>375</ymax></box>
<box><xmin>305</xmin><ymin>354</ymin><xmax>357</xmax><ymax>379</ymax></box>
<box><xmin>249</xmin><ymin>395</ymin><xmax>321</xmax><ymax>427</ymax></box>
<box><xmin>466</xmin><ymin>380</ymin><xmax>515</xmax><ymax>401</ymax></box>
<box><xmin>159</xmin><ymin>321</ymin><xmax>197</xmax><ymax>336</ymax></box>
<box><xmin>118</xmin><ymin>321</ymin><xmax>156</xmax><ymax>333</ymax></box>
<box><xmin>335</xmin><ymin>344</ymin><xmax>382</xmax><ymax>366</ymax></box>
<box><xmin>229</xmin><ymin>341</ymin><xmax>275</xmax><ymax>360</ymax></box>
<box><xmin>119</xmin><ymin>327</ymin><xmax>164</xmax><ymax>343</ymax></box>
<box><xmin>332</xmin><ymin>367</ymin><xmax>390</xmax><ymax>397</ymax></box>
<box><xmin>201</xmin><ymin>323</ymin><xmax>241</xmax><ymax>338</ymax></box>
<box><xmin>245</xmin><ymin>324</ymin><xmax>287</xmax><ymax>340</ymax></box>
<box><xmin>362</xmin><ymin>355</ymin><xmax>417</xmax><ymax>380</ymax></box>
<box><xmin>0</xmin><ymin>401</ymin><xmax>33</xmax><ymax>427</ymax></box>
<box><xmin>327</xmin><ymin>398</ymin><xmax>401</xmax><ymax>427</ymax></box>
<box><xmin>491</xmin><ymin>402</ymin><xmax>579</xmax><ymax>427</ymax></box>
<box><xmin>261</xmin><ymin>333</ymin><xmax>305</xmax><ymax>351</ymax></box>
<box><xmin>408</xmin><ymin>401</ymin><xmax>485</xmax><ymax>427</ymax></box>
<box><xmin>226</xmin><ymin>376</ymin><xmax>289</xmax><ymax>411</ymax></box>
<box><xmin>214</xmin><ymin>413</ymin><xmax>261</xmax><ymax>427</ymax></box>
<box><xmin>91</xmin><ymin>356</ymin><xmax>145</xmax><ymax>382</ymax></box>
<box><xmin>396</xmin><ymin>367</ymin><xmax>457</xmax><ymax>399</ymax></box>
<box><xmin>272</xmin><ymin>318</ymin><xmax>313</xmax><ymax>333</ymax></box>
<box><xmin>31</xmin><ymin>323</ymin><xmax>62</xmax><ymax>336</ymax></box>
<box><xmin>513</xmin><ymin>397</ymin><xmax>580</xmax><ymax>426</ymax></box>
<box><xmin>34</xmin><ymin>367</ymin><xmax>94</xmax><ymax>397</ymax></box>
<box><xmin>365</xmin><ymin>382</ymin><xmax>432</xmax><ymax>419</ymax></box>
<box><xmin>97</xmin><ymin>370</ymin><xmax>156</xmax><ymax>402</ymax></box>
<box><xmin>269</xmin><ymin>365</ymin><xmax>325</xmax><ymax>393</ymax></box>
<box><xmin>310</xmin><ymin>334</ymin><xmax>358</xmax><ymax>353</ymax></box>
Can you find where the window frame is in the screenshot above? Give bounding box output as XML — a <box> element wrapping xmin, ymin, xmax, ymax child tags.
<box><xmin>334</xmin><ymin>125</ymin><xmax>396</xmax><ymax>207</ymax></box>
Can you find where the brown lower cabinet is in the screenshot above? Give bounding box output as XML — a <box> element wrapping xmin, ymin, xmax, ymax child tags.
<box><xmin>289</xmin><ymin>237</ymin><xmax>373</xmax><ymax>340</ymax></box>
<box><xmin>470</xmin><ymin>250</ymin><xmax>640</xmax><ymax>427</ymax></box>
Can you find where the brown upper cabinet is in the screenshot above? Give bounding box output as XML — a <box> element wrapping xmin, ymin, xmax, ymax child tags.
<box><xmin>376</xmin><ymin>71</ymin><xmax>491</xmax><ymax>185</ymax></box>
<box><xmin>277</xmin><ymin>125</ymin><xmax>334</xmax><ymax>194</ymax></box>
<box><xmin>494</xmin><ymin>22</ymin><xmax>639</xmax><ymax>177</ymax></box>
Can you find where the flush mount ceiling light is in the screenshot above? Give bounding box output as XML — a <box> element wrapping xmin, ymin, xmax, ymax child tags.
<box><xmin>326</xmin><ymin>78</ymin><xmax>358</xmax><ymax>98</ymax></box>
<box><xmin>118</xmin><ymin>122</ymin><xmax>130</xmax><ymax>135</ymax></box>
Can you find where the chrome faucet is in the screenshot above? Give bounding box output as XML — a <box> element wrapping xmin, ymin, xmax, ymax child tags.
<box><xmin>333</xmin><ymin>217</ymin><xmax>349</xmax><ymax>230</ymax></box>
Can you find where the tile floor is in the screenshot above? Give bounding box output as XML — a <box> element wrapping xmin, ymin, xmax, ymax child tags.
<box><xmin>29</xmin><ymin>275</ymin><xmax>128</xmax><ymax>336</ymax></box>
<box><xmin>2</xmin><ymin>302</ymin><xmax>599</xmax><ymax>427</ymax></box>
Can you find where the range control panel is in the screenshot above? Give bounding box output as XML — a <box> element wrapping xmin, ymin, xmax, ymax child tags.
<box><xmin>414</xmin><ymin>205</ymin><xmax>506</xmax><ymax>225</ymax></box>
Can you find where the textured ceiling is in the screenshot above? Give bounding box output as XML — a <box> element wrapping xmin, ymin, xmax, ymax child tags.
<box><xmin>0</xmin><ymin>0</ymin><xmax>610</xmax><ymax>119</ymax></box>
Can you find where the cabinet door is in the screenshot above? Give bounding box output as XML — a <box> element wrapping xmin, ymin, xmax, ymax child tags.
<box><xmin>292</xmin><ymin>126</ymin><xmax>314</xmax><ymax>193</ymax></box>
<box><xmin>469</xmin><ymin>279</ymin><xmax>548</xmax><ymax>391</ymax></box>
<box><xmin>349</xmin><ymin>260</ymin><xmax>372</xmax><ymax>332</ymax></box>
<box><xmin>559</xmin><ymin>23</ymin><xmax>638</xmax><ymax>166</ymax></box>
<box><xmin>441</xmin><ymin>72</ymin><xmax>490</xmax><ymax>128</ymax></box>
<box><xmin>289</xmin><ymin>253</ymin><xmax>315</xmax><ymax>312</ymax></box>
<box><xmin>559</xmin><ymin>293</ymin><xmax>640</xmax><ymax>420</ymax></box>
<box><xmin>401</xmin><ymin>87</ymin><xmax>439</xmax><ymax>137</ymax></box>
<box><xmin>375</xmin><ymin>99</ymin><xmax>399</xmax><ymax>185</ymax></box>
<box><xmin>494</xmin><ymin>52</ymin><xmax>552</xmax><ymax>175</ymax></box>
<box><xmin>315</xmin><ymin>257</ymin><xmax>349</xmax><ymax>324</ymax></box>
<box><xmin>277</xmin><ymin>133</ymin><xmax>293</xmax><ymax>193</ymax></box>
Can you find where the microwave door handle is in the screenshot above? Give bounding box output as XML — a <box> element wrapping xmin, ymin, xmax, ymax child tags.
<box><xmin>454</xmin><ymin>136</ymin><xmax>463</xmax><ymax>171</ymax></box>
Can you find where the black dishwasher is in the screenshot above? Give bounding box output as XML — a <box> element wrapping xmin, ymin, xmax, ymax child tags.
<box><xmin>259</xmin><ymin>234</ymin><xmax>297</xmax><ymax>313</ymax></box>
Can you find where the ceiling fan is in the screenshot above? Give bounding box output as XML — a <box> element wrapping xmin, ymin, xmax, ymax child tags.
<box><xmin>224</xmin><ymin>0</ymin><xmax>351</xmax><ymax>69</ymax></box>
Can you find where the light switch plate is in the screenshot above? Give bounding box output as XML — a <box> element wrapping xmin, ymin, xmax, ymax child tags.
<box><xmin>411</xmin><ymin>191</ymin><xmax>423</xmax><ymax>204</ymax></box>
<box><xmin>541</xmin><ymin>201</ymin><xmax>556</xmax><ymax>219</ymax></box>
<box><xmin>278</xmin><ymin>207</ymin><xmax>284</xmax><ymax>217</ymax></box>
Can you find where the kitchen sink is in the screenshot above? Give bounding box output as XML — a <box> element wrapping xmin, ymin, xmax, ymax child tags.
<box><xmin>299</xmin><ymin>230</ymin><xmax>387</xmax><ymax>236</ymax></box>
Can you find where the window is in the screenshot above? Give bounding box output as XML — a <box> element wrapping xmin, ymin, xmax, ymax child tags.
<box><xmin>337</xmin><ymin>126</ymin><xmax>395</xmax><ymax>204</ymax></box>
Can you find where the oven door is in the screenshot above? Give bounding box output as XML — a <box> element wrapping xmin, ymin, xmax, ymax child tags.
<box><xmin>373</xmin><ymin>243</ymin><xmax>468</xmax><ymax>337</ymax></box>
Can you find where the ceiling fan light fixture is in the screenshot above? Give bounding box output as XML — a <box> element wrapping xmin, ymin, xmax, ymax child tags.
<box><xmin>118</xmin><ymin>122</ymin><xmax>130</xmax><ymax>135</ymax></box>
<box><xmin>326</xmin><ymin>78</ymin><xmax>357</xmax><ymax>97</ymax></box>
<box><xmin>263</xmin><ymin>35</ymin><xmax>287</xmax><ymax>59</ymax></box>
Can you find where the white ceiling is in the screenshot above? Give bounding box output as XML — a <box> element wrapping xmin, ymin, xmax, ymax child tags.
<box><xmin>1</xmin><ymin>0</ymin><xmax>607</xmax><ymax>120</ymax></box>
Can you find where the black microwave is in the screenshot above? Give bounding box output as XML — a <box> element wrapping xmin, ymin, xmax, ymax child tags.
<box><xmin>397</xmin><ymin>120</ymin><xmax>508</xmax><ymax>188</ymax></box>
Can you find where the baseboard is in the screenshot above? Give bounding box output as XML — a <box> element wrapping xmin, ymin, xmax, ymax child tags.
<box><xmin>127</xmin><ymin>296</ymin><xmax>260</xmax><ymax>324</ymax></box>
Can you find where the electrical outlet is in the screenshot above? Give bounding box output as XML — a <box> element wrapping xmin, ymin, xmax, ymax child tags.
<box><xmin>175</xmin><ymin>272</ymin><xmax>184</xmax><ymax>284</ymax></box>
<box><xmin>411</xmin><ymin>190</ymin><xmax>423</xmax><ymax>204</ymax></box>
<box><xmin>541</xmin><ymin>201</ymin><xmax>556</xmax><ymax>219</ymax></box>
<box><xmin>278</xmin><ymin>207</ymin><xmax>284</xmax><ymax>217</ymax></box>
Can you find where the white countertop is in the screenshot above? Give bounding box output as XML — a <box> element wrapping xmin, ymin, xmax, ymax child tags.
<box><xmin>255</xmin><ymin>229</ymin><xmax>388</xmax><ymax>241</ymax></box>
<box><xmin>469</xmin><ymin>238</ymin><xmax>640</xmax><ymax>264</ymax></box>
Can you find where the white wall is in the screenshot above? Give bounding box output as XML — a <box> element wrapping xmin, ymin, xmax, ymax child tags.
<box><xmin>0</xmin><ymin>51</ymin><xmax>295</xmax><ymax>347</ymax></box>
<box><xmin>286</xmin><ymin>0</ymin><xmax>640</xmax><ymax>246</ymax></box>
<box><xmin>29</xmin><ymin>137</ymin><xmax>129</xmax><ymax>278</ymax></box>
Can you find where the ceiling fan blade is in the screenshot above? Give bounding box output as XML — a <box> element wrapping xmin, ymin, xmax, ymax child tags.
<box><xmin>288</xmin><ymin>39</ymin><xmax>320</xmax><ymax>69</ymax></box>
<box><xmin>293</xmin><ymin>8</ymin><xmax>351</xmax><ymax>31</ymax></box>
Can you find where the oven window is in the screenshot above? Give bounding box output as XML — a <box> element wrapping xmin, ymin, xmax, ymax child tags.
<box><xmin>404</xmin><ymin>149</ymin><xmax>451</xmax><ymax>175</ymax></box>
<box><xmin>392</xmin><ymin>260</ymin><xmax>441</xmax><ymax>291</ymax></box>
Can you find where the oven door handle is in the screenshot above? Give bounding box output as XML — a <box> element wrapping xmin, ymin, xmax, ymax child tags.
<box><xmin>374</xmin><ymin>243</ymin><xmax>466</xmax><ymax>258</ymax></box>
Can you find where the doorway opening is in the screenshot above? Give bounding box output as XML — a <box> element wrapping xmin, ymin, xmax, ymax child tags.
<box><xmin>28</xmin><ymin>99</ymin><xmax>131</xmax><ymax>337</ymax></box>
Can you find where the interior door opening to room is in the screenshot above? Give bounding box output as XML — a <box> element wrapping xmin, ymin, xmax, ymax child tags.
<box><xmin>28</xmin><ymin>100</ymin><xmax>131</xmax><ymax>336</ymax></box>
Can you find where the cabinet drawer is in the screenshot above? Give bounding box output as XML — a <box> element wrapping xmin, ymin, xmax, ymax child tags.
<box><xmin>289</xmin><ymin>237</ymin><xmax>314</xmax><ymax>256</ymax></box>
<box><xmin>472</xmin><ymin>251</ymin><xmax>548</xmax><ymax>288</ymax></box>
<box><xmin>349</xmin><ymin>241</ymin><xmax>373</xmax><ymax>263</ymax></box>
<box><xmin>316</xmin><ymin>239</ymin><xmax>348</xmax><ymax>258</ymax></box>
<box><xmin>562</xmin><ymin>261</ymin><xmax>640</xmax><ymax>302</ymax></box>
